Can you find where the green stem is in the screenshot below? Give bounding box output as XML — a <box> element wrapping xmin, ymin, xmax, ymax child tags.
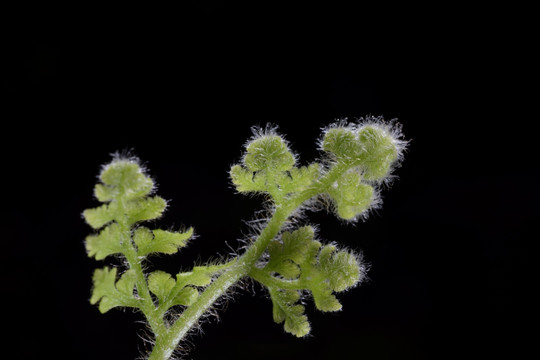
<box><xmin>148</xmin><ymin>206</ymin><xmax>290</xmax><ymax>360</ymax></box>
<box><xmin>249</xmin><ymin>267</ymin><xmax>304</xmax><ymax>290</ymax></box>
<box><xmin>156</xmin><ymin>260</ymin><xmax>238</xmax><ymax>319</ymax></box>
<box><xmin>116</xmin><ymin>197</ymin><xmax>165</xmax><ymax>335</ymax></box>
<box><xmin>123</xmin><ymin>245</ymin><xmax>165</xmax><ymax>335</ymax></box>
<box><xmin>147</xmin><ymin>161</ymin><xmax>350</xmax><ymax>360</ymax></box>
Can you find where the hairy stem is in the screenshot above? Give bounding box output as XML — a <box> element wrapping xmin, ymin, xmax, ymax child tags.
<box><xmin>124</xmin><ymin>246</ymin><xmax>165</xmax><ymax>335</ymax></box>
<box><xmin>148</xmin><ymin>207</ymin><xmax>290</xmax><ymax>360</ymax></box>
<box><xmin>116</xmin><ymin>197</ymin><xmax>165</xmax><ymax>335</ymax></box>
<box><xmin>148</xmin><ymin>162</ymin><xmax>350</xmax><ymax>360</ymax></box>
<box><xmin>248</xmin><ymin>267</ymin><xmax>304</xmax><ymax>290</ymax></box>
<box><xmin>156</xmin><ymin>260</ymin><xmax>238</xmax><ymax>320</ymax></box>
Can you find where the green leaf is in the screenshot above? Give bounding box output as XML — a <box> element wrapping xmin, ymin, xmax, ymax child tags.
<box><xmin>94</xmin><ymin>184</ymin><xmax>115</xmax><ymax>202</ymax></box>
<box><xmin>357</xmin><ymin>125</ymin><xmax>399</xmax><ymax>181</ymax></box>
<box><xmin>99</xmin><ymin>160</ymin><xmax>154</xmax><ymax>200</ymax></box>
<box><xmin>303</xmin><ymin>245</ymin><xmax>361</xmax><ymax>312</ymax></box>
<box><xmin>230</xmin><ymin>165</ymin><xmax>258</xmax><ymax>193</ymax></box>
<box><xmin>135</xmin><ymin>227</ymin><xmax>193</xmax><ymax>257</ymax></box>
<box><xmin>266</xmin><ymin>226</ymin><xmax>318</xmax><ymax>278</ymax></box>
<box><xmin>90</xmin><ymin>267</ymin><xmax>139</xmax><ymax>313</ymax></box>
<box><xmin>152</xmin><ymin>228</ymin><xmax>192</xmax><ymax>252</ymax></box>
<box><xmin>269</xmin><ymin>287</ymin><xmax>310</xmax><ymax>337</ymax></box>
<box><xmin>244</xmin><ymin>135</ymin><xmax>295</xmax><ymax>172</ymax></box>
<box><xmin>100</xmin><ymin>160</ymin><xmax>140</xmax><ymax>186</ymax></box>
<box><xmin>311</xmin><ymin>286</ymin><xmax>342</xmax><ymax>312</ymax></box>
<box><xmin>149</xmin><ymin>266</ymin><xmax>216</xmax><ymax>312</ymax></box>
<box><xmin>321</xmin><ymin>121</ymin><xmax>403</xmax><ymax>182</ymax></box>
<box><xmin>281</xmin><ymin>163</ymin><xmax>319</xmax><ymax>194</ymax></box>
<box><xmin>85</xmin><ymin>223</ymin><xmax>125</xmax><ymax>260</ymax></box>
<box><xmin>116</xmin><ymin>269</ymin><xmax>137</xmax><ymax>296</ymax></box>
<box><xmin>327</xmin><ymin>171</ymin><xmax>374</xmax><ymax>220</ymax></box>
<box><xmin>84</xmin><ymin>158</ymin><xmax>164</xmax><ymax>232</ymax></box>
<box><xmin>258</xmin><ymin>227</ymin><xmax>361</xmax><ymax>317</ymax></box>
<box><xmin>322</xmin><ymin>127</ymin><xmax>363</xmax><ymax>160</ymax></box>
<box><xmin>172</xmin><ymin>287</ymin><xmax>199</xmax><ymax>307</ymax></box>
<box><xmin>148</xmin><ymin>270</ymin><xmax>176</xmax><ymax>303</ymax></box>
<box><xmin>83</xmin><ymin>203</ymin><xmax>116</xmax><ymax>229</ymax></box>
<box><xmin>176</xmin><ymin>266</ymin><xmax>213</xmax><ymax>288</ymax></box>
<box><xmin>90</xmin><ymin>267</ymin><xmax>117</xmax><ymax>306</ymax></box>
<box><xmin>281</xmin><ymin>226</ymin><xmax>315</xmax><ymax>264</ymax></box>
<box><xmin>147</xmin><ymin>267</ymin><xmax>212</xmax><ymax>312</ymax></box>
<box><xmin>231</xmin><ymin>134</ymin><xmax>320</xmax><ymax>203</ymax></box>
<box><xmin>231</xmin><ymin>163</ymin><xmax>319</xmax><ymax>201</ymax></box>
<box><xmin>125</xmin><ymin>196</ymin><xmax>167</xmax><ymax>225</ymax></box>
<box><xmin>319</xmin><ymin>247</ymin><xmax>361</xmax><ymax>292</ymax></box>
<box><xmin>133</xmin><ymin>227</ymin><xmax>153</xmax><ymax>252</ymax></box>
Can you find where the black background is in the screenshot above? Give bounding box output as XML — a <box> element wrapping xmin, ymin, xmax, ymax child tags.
<box><xmin>2</xmin><ymin>2</ymin><xmax>536</xmax><ymax>359</ymax></box>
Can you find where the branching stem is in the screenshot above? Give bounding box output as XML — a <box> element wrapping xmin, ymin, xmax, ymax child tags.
<box><xmin>85</xmin><ymin>120</ymin><xmax>405</xmax><ymax>360</ymax></box>
<box><xmin>116</xmin><ymin>197</ymin><xmax>166</xmax><ymax>335</ymax></box>
<box><xmin>147</xmin><ymin>161</ymin><xmax>351</xmax><ymax>360</ymax></box>
<box><xmin>248</xmin><ymin>268</ymin><xmax>304</xmax><ymax>290</ymax></box>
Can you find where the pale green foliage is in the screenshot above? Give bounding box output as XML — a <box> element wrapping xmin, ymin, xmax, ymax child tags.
<box><xmin>145</xmin><ymin>266</ymin><xmax>221</xmax><ymax>313</ymax></box>
<box><xmin>134</xmin><ymin>227</ymin><xmax>194</xmax><ymax>256</ymax></box>
<box><xmin>269</xmin><ymin>287</ymin><xmax>310</xmax><ymax>337</ymax></box>
<box><xmin>253</xmin><ymin>226</ymin><xmax>363</xmax><ymax>336</ymax></box>
<box><xmin>84</xmin><ymin>158</ymin><xmax>194</xmax><ymax>314</ymax></box>
<box><xmin>85</xmin><ymin>223</ymin><xmax>124</xmax><ymax>260</ymax></box>
<box><xmin>244</xmin><ymin>135</ymin><xmax>295</xmax><ymax>171</ymax></box>
<box><xmin>148</xmin><ymin>271</ymin><xmax>200</xmax><ymax>307</ymax></box>
<box><xmin>90</xmin><ymin>267</ymin><xmax>138</xmax><ymax>313</ymax></box>
<box><xmin>322</xmin><ymin>122</ymin><xmax>401</xmax><ymax>181</ymax></box>
<box><xmin>322</xmin><ymin>127</ymin><xmax>364</xmax><ymax>159</ymax></box>
<box><xmin>357</xmin><ymin>125</ymin><xmax>399</xmax><ymax>181</ymax></box>
<box><xmin>84</xmin><ymin>118</ymin><xmax>405</xmax><ymax>360</ymax></box>
<box><xmin>327</xmin><ymin>171</ymin><xmax>374</xmax><ymax>220</ymax></box>
<box><xmin>230</xmin><ymin>132</ymin><xmax>319</xmax><ymax>203</ymax></box>
<box><xmin>83</xmin><ymin>160</ymin><xmax>166</xmax><ymax>229</ymax></box>
<box><xmin>321</xmin><ymin>120</ymin><xmax>404</xmax><ymax>220</ymax></box>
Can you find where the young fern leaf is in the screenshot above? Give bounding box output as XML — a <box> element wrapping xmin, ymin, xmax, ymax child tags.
<box><xmin>327</xmin><ymin>171</ymin><xmax>374</xmax><ymax>220</ymax></box>
<box><xmin>148</xmin><ymin>271</ymin><xmax>177</xmax><ymax>304</ymax></box>
<box><xmin>265</xmin><ymin>226</ymin><xmax>316</xmax><ymax>279</ymax></box>
<box><xmin>251</xmin><ymin>226</ymin><xmax>364</xmax><ymax>335</ymax></box>
<box><xmin>84</xmin><ymin>158</ymin><xmax>195</xmax><ymax>319</ymax></box>
<box><xmin>134</xmin><ymin>227</ymin><xmax>193</xmax><ymax>257</ymax></box>
<box><xmin>147</xmin><ymin>267</ymin><xmax>223</xmax><ymax>313</ymax></box>
<box><xmin>85</xmin><ymin>223</ymin><xmax>124</xmax><ymax>260</ymax></box>
<box><xmin>230</xmin><ymin>130</ymin><xmax>319</xmax><ymax>203</ymax></box>
<box><xmin>321</xmin><ymin>119</ymin><xmax>405</xmax><ymax>220</ymax></box>
<box><xmin>84</xmin><ymin>118</ymin><xmax>406</xmax><ymax>360</ymax></box>
<box><xmin>148</xmin><ymin>270</ymin><xmax>200</xmax><ymax>307</ymax></box>
<box><xmin>268</xmin><ymin>287</ymin><xmax>310</xmax><ymax>337</ymax></box>
<box><xmin>83</xmin><ymin>160</ymin><xmax>165</xmax><ymax>230</ymax></box>
<box><xmin>90</xmin><ymin>267</ymin><xmax>139</xmax><ymax>313</ymax></box>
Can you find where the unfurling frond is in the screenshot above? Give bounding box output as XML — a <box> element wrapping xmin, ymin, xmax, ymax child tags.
<box><xmin>321</xmin><ymin>117</ymin><xmax>405</xmax><ymax>181</ymax></box>
<box><xmin>254</xmin><ymin>226</ymin><xmax>365</xmax><ymax>336</ymax></box>
<box><xmin>230</xmin><ymin>129</ymin><xmax>319</xmax><ymax>203</ymax></box>
<box><xmin>321</xmin><ymin>117</ymin><xmax>406</xmax><ymax>221</ymax></box>
<box><xmin>84</xmin><ymin>119</ymin><xmax>405</xmax><ymax>359</ymax></box>
<box><xmin>83</xmin><ymin>158</ymin><xmax>192</xmax><ymax>260</ymax></box>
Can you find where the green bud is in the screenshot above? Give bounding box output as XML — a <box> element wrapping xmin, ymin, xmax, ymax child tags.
<box><xmin>244</xmin><ymin>135</ymin><xmax>295</xmax><ymax>172</ymax></box>
<box><xmin>322</xmin><ymin>120</ymin><xmax>404</xmax><ymax>183</ymax></box>
<box><xmin>320</xmin><ymin>248</ymin><xmax>361</xmax><ymax>292</ymax></box>
<box><xmin>357</xmin><ymin>125</ymin><xmax>399</xmax><ymax>181</ymax></box>
<box><xmin>321</xmin><ymin>127</ymin><xmax>362</xmax><ymax>159</ymax></box>
<box><xmin>100</xmin><ymin>160</ymin><xmax>153</xmax><ymax>200</ymax></box>
<box><xmin>328</xmin><ymin>171</ymin><xmax>374</xmax><ymax>220</ymax></box>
